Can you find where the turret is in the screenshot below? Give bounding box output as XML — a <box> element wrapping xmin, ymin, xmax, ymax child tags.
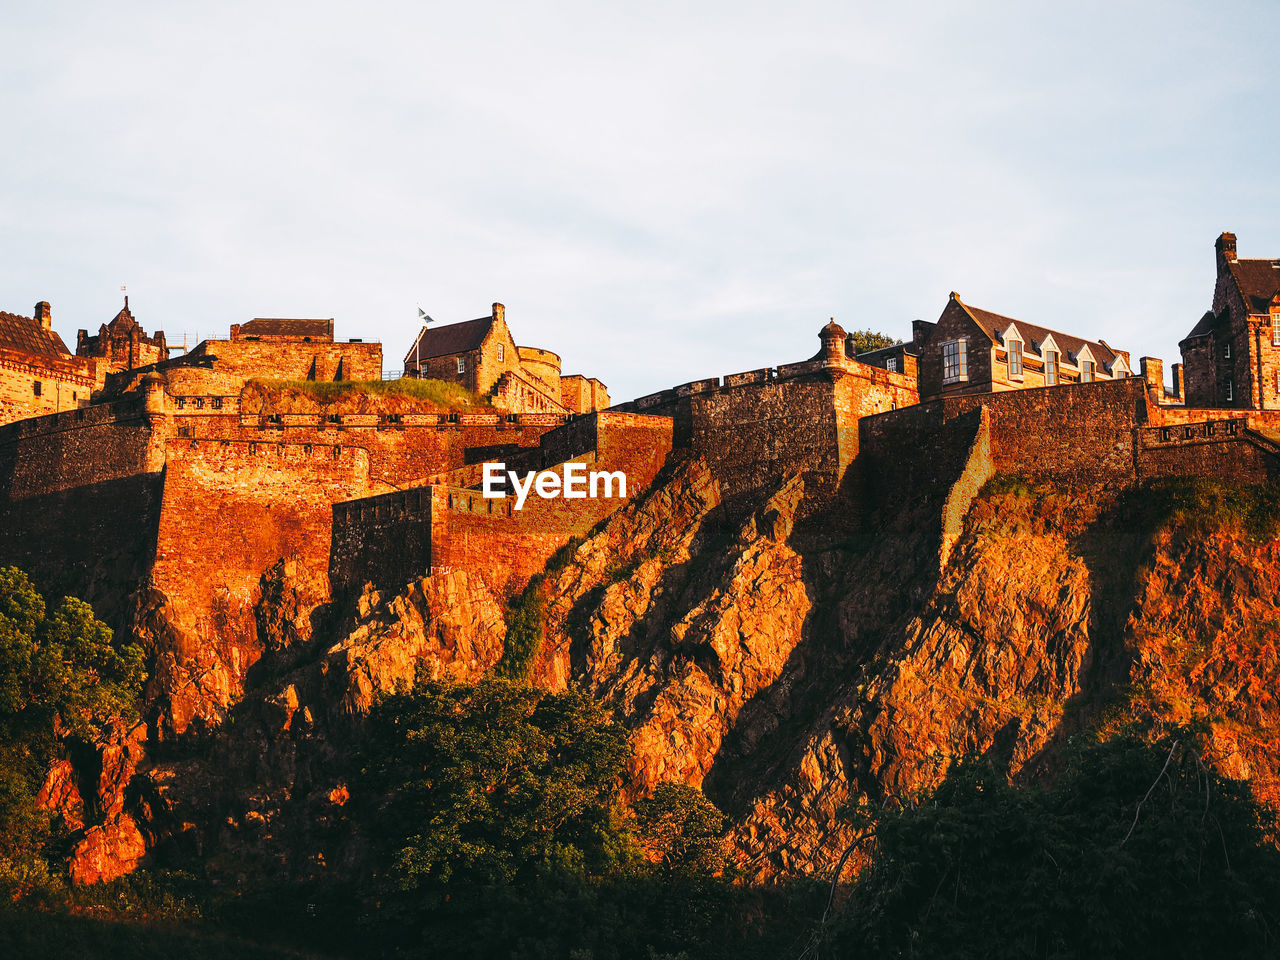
<box><xmin>820</xmin><ymin>318</ymin><xmax>847</xmax><ymax>361</ymax></box>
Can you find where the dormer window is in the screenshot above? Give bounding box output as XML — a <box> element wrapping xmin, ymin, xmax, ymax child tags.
<box><xmin>457</xmin><ymin>357</ymin><xmax>466</xmax><ymax>374</ymax></box>
<box><xmin>941</xmin><ymin>339</ymin><xmax>967</xmax><ymax>383</ymax></box>
<box><xmin>1080</xmin><ymin>360</ymin><xmax>1094</xmax><ymax>383</ymax></box>
<box><xmin>1008</xmin><ymin>339</ymin><xmax>1023</xmax><ymax>378</ymax></box>
<box><xmin>1045</xmin><ymin>350</ymin><xmax>1059</xmax><ymax>385</ymax></box>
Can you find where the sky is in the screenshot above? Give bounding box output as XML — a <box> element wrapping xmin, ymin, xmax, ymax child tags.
<box><xmin>2</xmin><ymin>0</ymin><xmax>1278</xmax><ymax>402</ymax></box>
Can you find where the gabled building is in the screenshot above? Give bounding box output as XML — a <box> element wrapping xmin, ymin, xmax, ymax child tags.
<box><xmin>918</xmin><ymin>293</ymin><xmax>1131</xmax><ymax>401</ymax></box>
<box><xmin>1180</xmin><ymin>232</ymin><xmax>1280</xmax><ymax>410</ymax></box>
<box><xmin>0</xmin><ymin>302</ymin><xmax>97</xmax><ymax>425</ymax></box>
<box><xmin>403</xmin><ymin>302</ymin><xmax>608</xmax><ymax>414</ymax></box>
<box><xmin>76</xmin><ymin>298</ymin><xmax>167</xmax><ymax>371</ymax></box>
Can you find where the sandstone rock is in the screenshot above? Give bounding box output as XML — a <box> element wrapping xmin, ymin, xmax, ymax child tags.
<box><xmin>70</xmin><ymin>815</ymin><xmax>147</xmax><ymax>885</ymax></box>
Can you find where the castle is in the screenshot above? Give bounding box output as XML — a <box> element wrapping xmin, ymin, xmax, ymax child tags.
<box><xmin>1</xmin><ymin>233</ymin><xmax>1277</xmax><ymax>741</ymax></box>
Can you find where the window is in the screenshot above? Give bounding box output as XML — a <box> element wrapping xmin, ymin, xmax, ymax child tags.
<box><xmin>1226</xmin><ymin>378</ymin><xmax>1234</xmax><ymax>402</ymax></box>
<box><xmin>497</xmin><ymin>343</ymin><xmax>505</xmax><ymax>362</ymax></box>
<box><xmin>457</xmin><ymin>357</ymin><xmax>466</xmax><ymax>374</ymax></box>
<box><xmin>1273</xmin><ymin>321</ymin><xmax>1280</xmax><ymax>347</ymax></box>
<box><xmin>32</xmin><ymin>381</ymin><xmax>41</xmax><ymax>396</ymax></box>
<box><xmin>886</xmin><ymin>356</ymin><xmax>898</xmax><ymax>373</ymax></box>
<box><xmin>1224</xmin><ymin>342</ymin><xmax>1232</xmax><ymax>359</ymax></box>
<box><xmin>941</xmin><ymin>339</ymin><xmax>967</xmax><ymax>383</ymax></box>
<box><xmin>1008</xmin><ymin>340</ymin><xmax>1023</xmax><ymax>378</ymax></box>
<box><xmin>1045</xmin><ymin>351</ymin><xmax>1059</xmax><ymax>385</ymax></box>
<box><xmin>1081</xmin><ymin>360</ymin><xmax>1094</xmax><ymax>383</ymax></box>
<box><xmin>211</xmin><ymin>397</ymin><xmax>222</xmax><ymax>410</ymax></box>
<box><xmin>1275</xmin><ymin>370</ymin><xmax>1280</xmax><ymax>394</ymax></box>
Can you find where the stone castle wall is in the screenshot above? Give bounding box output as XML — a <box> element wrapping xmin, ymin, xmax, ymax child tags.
<box><xmin>186</xmin><ymin>338</ymin><xmax>383</xmax><ymax>384</ymax></box>
<box><xmin>329</xmin><ymin>413</ymin><xmax>674</xmax><ymax>599</ymax></box>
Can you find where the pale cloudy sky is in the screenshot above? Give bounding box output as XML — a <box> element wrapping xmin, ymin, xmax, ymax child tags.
<box><xmin>2</xmin><ymin>1</ymin><xmax>1277</xmax><ymax>401</ymax></box>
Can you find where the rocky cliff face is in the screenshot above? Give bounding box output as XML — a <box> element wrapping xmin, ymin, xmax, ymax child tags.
<box><xmin>48</xmin><ymin>460</ymin><xmax>1280</xmax><ymax>887</ymax></box>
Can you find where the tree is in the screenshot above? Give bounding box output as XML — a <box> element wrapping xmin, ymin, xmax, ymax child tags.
<box><xmin>359</xmin><ymin>676</ymin><xmax>633</xmax><ymax>888</ymax></box>
<box><xmin>0</xmin><ymin>567</ymin><xmax>145</xmax><ymax>873</ymax></box>
<box><xmin>847</xmin><ymin>330</ymin><xmax>901</xmax><ymax>354</ymax></box>
<box><xmin>828</xmin><ymin>729</ymin><xmax>1280</xmax><ymax>959</ymax></box>
<box><xmin>633</xmin><ymin>783</ymin><xmax>728</xmax><ymax>876</ymax></box>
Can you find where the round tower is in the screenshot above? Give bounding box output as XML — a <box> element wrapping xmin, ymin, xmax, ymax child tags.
<box><xmin>516</xmin><ymin>345</ymin><xmax>562</xmax><ymax>397</ymax></box>
<box><xmin>820</xmin><ymin>319</ymin><xmax>847</xmax><ymax>361</ymax></box>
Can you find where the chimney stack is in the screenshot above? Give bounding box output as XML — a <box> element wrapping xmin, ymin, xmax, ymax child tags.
<box><xmin>492</xmin><ymin>302</ymin><xmax>505</xmax><ymax>323</ymax></box>
<box><xmin>34</xmin><ymin>301</ymin><xmax>51</xmax><ymax>331</ymax></box>
<box><xmin>1216</xmin><ymin>232</ymin><xmax>1237</xmax><ymax>265</ymax></box>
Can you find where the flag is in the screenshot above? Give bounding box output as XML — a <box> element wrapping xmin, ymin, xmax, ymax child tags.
<box><xmin>418</xmin><ymin>306</ymin><xmax>434</xmax><ymax>324</ymax></box>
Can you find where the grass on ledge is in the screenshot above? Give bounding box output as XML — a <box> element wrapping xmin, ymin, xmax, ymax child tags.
<box><xmin>248</xmin><ymin>377</ymin><xmax>489</xmax><ymax>409</ymax></box>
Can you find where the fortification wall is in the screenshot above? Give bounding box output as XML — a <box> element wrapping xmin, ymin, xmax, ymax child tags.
<box><xmin>940</xmin><ymin>377</ymin><xmax>1147</xmax><ymax>485</ymax></box>
<box><xmin>560</xmin><ymin>375</ymin><xmax>609</xmax><ymax>414</ymax></box>
<box><xmin>329</xmin><ymin>414</ymin><xmax>674</xmax><ymax>598</ymax></box>
<box><xmin>153</xmin><ymin>438</ymin><xmax>372</xmax><ymax>612</ymax></box>
<box><xmin>1137</xmin><ymin>419</ymin><xmax>1280</xmax><ymax>483</ymax></box>
<box><xmin>189</xmin><ymin>338</ymin><xmax>382</xmax><ymax>382</ymax></box>
<box><xmin>0</xmin><ymin>388</ymin><xmax>161</xmax><ymax>621</ymax></box>
<box><xmin>691</xmin><ymin>376</ymin><xmax>840</xmax><ymax>504</ymax></box>
<box><xmin>685</xmin><ymin>359</ymin><xmax>917</xmax><ymax>506</ymax></box>
<box><xmin>0</xmin><ymin>397</ymin><xmax>158</xmax><ymax>499</ymax></box>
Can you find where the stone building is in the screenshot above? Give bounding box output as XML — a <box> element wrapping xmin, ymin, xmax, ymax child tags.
<box><xmin>917</xmin><ymin>292</ymin><xmax>1131</xmax><ymax>402</ymax></box>
<box><xmin>852</xmin><ymin>320</ymin><xmax>936</xmax><ymax>380</ymax></box>
<box><xmin>402</xmin><ymin>302</ymin><xmax>608</xmax><ymax>414</ymax></box>
<box><xmin>0</xmin><ymin>301</ymin><xmax>98</xmax><ymax>425</ymax></box>
<box><xmin>175</xmin><ymin>316</ymin><xmax>381</xmax><ymax>384</ymax></box>
<box><xmin>1179</xmin><ymin>232</ymin><xmax>1280</xmax><ymax>410</ymax></box>
<box><xmin>76</xmin><ymin>298</ymin><xmax>168</xmax><ymax>371</ymax></box>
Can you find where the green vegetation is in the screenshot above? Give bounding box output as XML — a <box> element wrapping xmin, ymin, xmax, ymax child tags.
<box><xmin>359</xmin><ymin>677</ymin><xmax>633</xmax><ymax>887</ymax></box>
<box><xmin>823</xmin><ymin>728</ymin><xmax>1280</xmax><ymax>958</ymax></box>
<box><xmin>1138</xmin><ymin>476</ymin><xmax>1280</xmax><ymax>541</ymax></box>
<box><xmin>633</xmin><ymin>783</ymin><xmax>729</xmax><ymax>876</ymax></box>
<box><xmin>496</xmin><ymin>580</ymin><xmax>546</xmax><ymax>681</ymax></box>
<box><xmin>0</xmin><ymin>567</ymin><xmax>145</xmax><ymax>891</ymax></box>
<box><xmin>350</xmin><ymin>676</ymin><xmax>820</xmax><ymax>959</ymax></box>
<box><xmin>847</xmin><ymin>329</ymin><xmax>902</xmax><ymax>353</ymax></box>
<box><xmin>495</xmin><ymin>538</ymin><xmax>584</xmax><ymax>681</ymax></box>
<box><xmin>248</xmin><ymin>376</ymin><xmax>489</xmax><ymax>409</ymax></box>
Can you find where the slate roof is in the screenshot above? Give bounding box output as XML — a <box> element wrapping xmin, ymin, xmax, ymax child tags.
<box><xmin>106</xmin><ymin>303</ymin><xmax>139</xmax><ymax>332</ymax></box>
<box><xmin>1227</xmin><ymin>258</ymin><xmax>1280</xmax><ymax>313</ymax></box>
<box><xmin>238</xmin><ymin>318</ymin><xmax>334</xmax><ymax>339</ymax></box>
<box><xmin>954</xmin><ymin>296</ymin><xmax>1128</xmax><ymax>368</ymax></box>
<box><xmin>403</xmin><ymin>316</ymin><xmax>494</xmax><ymax>364</ymax></box>
<box><xmin>0</xmin><ymin>310</ymin><xmax>71</xmax><ymax>358</ymax></box>
<box><xmin>1181</xmin><ymin>309</ymin><xmax>1224</xmax><ymax>342</ymax></box>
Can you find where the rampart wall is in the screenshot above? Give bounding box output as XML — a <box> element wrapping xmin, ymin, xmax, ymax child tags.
<box><xmin>0</xmin><ymin>396</ymin><xmax>163</xmax><ymax>619</ymax></box>
<box><xmin>187</xmin><ymin>338</ymin><xmax>383</xmax><ymax>382</ymax></box>
<box><xmin>153</xmin><ymin>438</ymin><xmax>372</xmax><ymax>615</ymax></box>
<box><xmin>329</xmin><ymin>414</ymin><xmax>674</xmax><ymax>598</ymax></box>
<box><xmin>683</xmin><ymin>360</ymin><xmax>917</xmax><ymax>507</ymax></box>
